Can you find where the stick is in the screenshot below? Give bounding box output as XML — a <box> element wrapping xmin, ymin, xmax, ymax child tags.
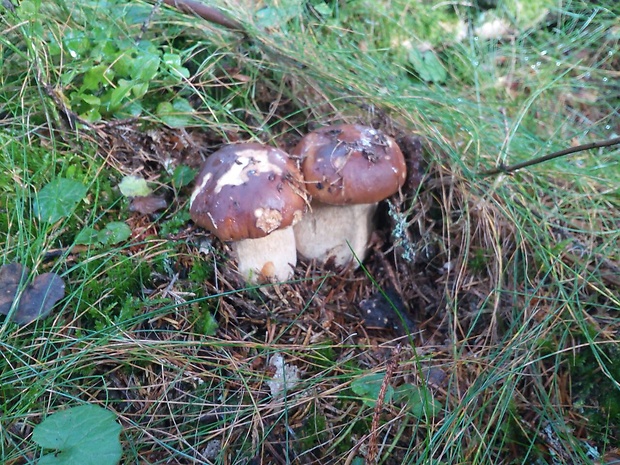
<box><xmin>161</xmin><ymin>0</ymin><xmax>245</xmax><ymax>33</ymax></box>
<box><xmin>479</xmin><ymin>136</ymin><xmax>620</xmax><ymax>177</ymax></box>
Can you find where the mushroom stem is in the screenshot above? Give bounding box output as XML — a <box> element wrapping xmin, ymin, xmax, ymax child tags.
<box><xmin>231</xmin><ymin>226</ymin><xmax>297</xmax><ymax>283</ymax></box>
<box><xmin>293</xmin><ymin>202</ymin><xmax>377</xmax><ymax>268</ymax></box>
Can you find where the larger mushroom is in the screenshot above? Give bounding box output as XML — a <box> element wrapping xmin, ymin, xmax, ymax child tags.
<box><xmin>292</xmin><ymin>124</ymin><xmax>406</xmax><ymax>268</ymax></box>
<box><xmin>189</xmin><ymin>143</ymin><xmax>307</xmax><ymax>283</ymax></box>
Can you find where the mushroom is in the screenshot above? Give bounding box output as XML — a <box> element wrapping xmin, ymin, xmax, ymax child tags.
<box><xmin>292</xmin><ymin>124</ymin><xmax>406</xmax><ymax>268</ymax></box>
<box><xmin>189</xmin><ymin>143</ymin><xmax>307</xmax><ymax>283</ymax></box>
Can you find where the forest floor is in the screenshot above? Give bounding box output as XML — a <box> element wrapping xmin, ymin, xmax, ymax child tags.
<box><xmin>1</xmin><ymin>0</ymin><xmax>619</xmax><ymax>464</ymax></box>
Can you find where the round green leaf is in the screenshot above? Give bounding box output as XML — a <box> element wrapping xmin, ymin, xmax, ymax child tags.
<box><xmin>351</xmin><ymin>372</ymin><xmax>394</xmax><ymax>407</ymax></box>
<box><xmin>394</xmin><ymin>383</ymin><xmax>442</xmax><ymax>418</ymax></box>
<box><xmin>118</xmin><ymin>175</ymin><xmax>152</xmax><ymax>197</ymax></box>
<box><xmin>33</xmin><ymin>404</ymin><xmax>122</xmax><ymax>465</ymax></box>
<box><xmin>75</xmin><ymin>227</ymin><xmax>100</xmax><ymax>245</ymax></box>
<box><xmin>34</xmin><ymin>178</ymin><xmax>88</xmax><ymax>223</ymax></box>
<box><xmin>172</xmin><ymin>165</ymin><xmax>196</xmax><ymax>189</ymax></box>
<box><xmin>156</xmin><ymin>98</ymin><xmax>195</xmax><ymax>128</ymax></box>
<box><xmin>97</xmin><ymin>222</ymin><xmax>131</xmax><ymax>245</ymax></box>
<box><xmin>131</xmin><ymin>52</ymin><xmax>160</xmax><ymax>82</ymax></box>
<box><xmin>408</xmin><ymin>48</ymin><xmax>448</xmax><ymax>84</ymax></box>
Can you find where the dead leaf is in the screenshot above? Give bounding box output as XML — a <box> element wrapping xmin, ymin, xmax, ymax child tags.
<box><xmin>0</xmin><ymin>263</ymin><xmax>26</xmax><ymax>314</ymax></box>
<box><xmin>0</xmin><ymin>263</ymin><xmax>65</xmax><ymax>325</ymax></box>
<box><xmin>129</xmin><ymin>195</ymin><xmax>168</xmax><ymax>215</ymax></box>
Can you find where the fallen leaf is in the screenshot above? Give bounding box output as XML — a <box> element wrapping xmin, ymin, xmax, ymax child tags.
<box><xmin>0</xmin><ymin>263</ymin><xmax>65</xmax><ymax>325</ymax></box>
<box><xmin>129</xmin><ymin>195</ymin><xmax>168</xmax><ymax>215</ymax></box>
<box><xmin>0</xmin><ymin>263</ymin><xmax>27</xmax><ymax>315</ymax></box>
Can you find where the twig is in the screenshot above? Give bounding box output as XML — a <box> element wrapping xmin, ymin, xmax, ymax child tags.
<box><xmin>161</xmin><ymin>0</ymin><xmax>245</xmax><ymax>33</ymax></box>
<box><xmin>479</xmin><ymin>136</ymin><xmax>620</xmax><ymax>177</ymax></box>
<box><xmin>138</xmin><ymin>0</ymin><xmax>164</xmax><ymax>42</ymax></box>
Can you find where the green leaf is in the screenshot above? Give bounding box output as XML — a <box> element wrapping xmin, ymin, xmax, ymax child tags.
<box><xmin>351</xmin><ymin>372</ymin><xmax>394</xmax><ymax>407</ymax></box>
<box><xmin>97</xmin><ymin>222</ymin><xmax>131</xmax><ymax>245</ymax></box>
<box><xmin>118</xmin><ymin>175</ymin><xmax>152</xmax><ymax>197</ymax></box>
<box><xmin>34</xmin><ymin>178</ymin><xmax>88</xmax><ymax>223</ymax></box>
<box><xmin>131</xmin><ymin>82</ymin><xmax>149</xmax><ymax>99</ymax></box>
<box><xmin>75</xmin><ymin>227</ymin><xmax>100</xmax><ymax>245</ymax></box>
<box><xmin>156</xmin><ymin>98</ymin><xmax>195</xmax><ymax>128</ymax></box>
<box><xmin>78</xmin><ymin>94</ymin><xmax>101</xmax><ymax>106</ymax></box>
<box><xmin>75</xmin><ymin>223</ymin><xmax>131</xmax><ymax>246</ymax></box>
<box><xmin>33</xmin><ymin>404</ymin><xmax>122</xmax><ymax>465</ymax></box>
<box><xmin>108</xmin><ymin>79</ymin><xmax>133</xmax><ymax>110</ymax></box>
<box><xmin>131</xmin><ymin>52</ymin><xmax>160</xmax><ymax>82</ymax></box>
<box><xmin>112</xmin><ymin>50</ymin><xmax>136</xmax><ymax>78</ymax></box>
<box><xmin>195</xmin><ymin>311</ymin><xmax>218</xmax><ymax>336</ymax></box>
<box><xmin>394</xmin><ymin>383</ymin><xmax>442</xmax><ymax>418</ymax></box>
<box><xmin>172</xmin><ymin>165</ymin><xmax>196</xmax><ymax>189</ymax></box>
<box><xmin>82</xmin><ymin>64</ymin><xmax>113</xmax><ymax>91</ymax></box>
<box><xmin>408</xmin><ymin>48</ymin><xmax>448</xmax><ymax>84</ymax></box>
<box><xmin>81</xmin><ymin>107</ymin><xmax>102</xmax><ymax>122</ymax></box>
<box><xmin>114</xmin><ymin>101</ymin><xmax>143</xmax><ymax>119</ymax></box>
<box><xmin>162</xmin><ymin>53</ymin><xmax>190</xmax><ymax>80</ymax></box>
<box><xmin>63</xmin><ymin>31</ymin><xmax>91</xmax><ymax>60</ymax></box>
<box><xmin>255</xmin><ymin>0</ymin><xmax>303</xmax><ymax>28</ymax></box>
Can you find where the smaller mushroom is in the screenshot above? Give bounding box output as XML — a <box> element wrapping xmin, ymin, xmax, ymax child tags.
<box><xmin>190</xmin><ymin>143</ymin><xmax>307</xmax><ymax>283</ymax></box>
<box><xmin>292</xmin><ymin>124</ymin><xmax>406</xmax><ymax>268</ymax></box>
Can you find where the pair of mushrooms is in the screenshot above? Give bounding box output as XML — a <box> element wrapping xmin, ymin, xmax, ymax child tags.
<box><xmin>189</xmin><ymin>124</ymin><xmax>407</xmax><ymax>284</ymax></box>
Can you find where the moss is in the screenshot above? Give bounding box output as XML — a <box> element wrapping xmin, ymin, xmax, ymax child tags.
<box><xmin>75</xmin><ymin>254</ymin><xmax>152</xmax><ymax>327</ymax></box>
<box><xmin>297</xmin><ymin>408</ymin><xmax>329</xmax><ymax>452</ymax></box>
<box><xmin>192</xmin><ymin>306</ymin><xmax>218</xmax><ymax>336</ymax></box>
<box><xmin>570</xmin><ymin>344</ymin><xmax>620</xmax><ymax>444</ymax></box>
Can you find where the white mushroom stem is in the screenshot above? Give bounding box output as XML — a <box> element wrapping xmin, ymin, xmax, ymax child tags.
<box><xmin>293</xmin><ymin>202</ymin><xmax>377</xmax><ymax>268</ymax></box>
<box><xmin>231</xmin><ymin>227</ymin><xmax>297</xmax><ymax>284</ymax></box>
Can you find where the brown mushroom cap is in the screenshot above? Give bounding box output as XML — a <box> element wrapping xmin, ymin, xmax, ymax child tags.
<box><xmin>189</xmin><ymin>143</ymin><xmax>307</xmax><ymax>241</ymax></box>
<box><xmin>292</xmin><ymin>124</ymin><xmax>407</xmax><ymax>205</ymax></box>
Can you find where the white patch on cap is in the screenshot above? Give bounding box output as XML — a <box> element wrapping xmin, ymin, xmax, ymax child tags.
<box><xmin>214</xmin><ymin>149</ymin><xmax>284</xmax><ymax>194</ymax></box>
<box><xmin>254</xmin><ymin>207</ymin><xmax>283</xmax><ymax>233</ymax></box>
<box><xmin>358</xmin><ymin>128</ymin><xmax>377</xmax><ymax>149</ymax></box>
<box><xmin>189</xmin><ymin>172</ymin><xmax>213</xmax><ymax>207</ymax></box>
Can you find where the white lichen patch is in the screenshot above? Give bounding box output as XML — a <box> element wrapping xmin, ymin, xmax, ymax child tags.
<box><xmin>266</xmin><ymin>353</ymin><xmax>300</xmax><ymax>398</ymax></box>
<box><xmin>214</xmin><ymin>149</ymin><xmax>284</xmax><ymax>194</ymax></box>
<box><xmin>357</xmin><ymin>129</ymin><xmax>376</xmax><ymax>149</ymax></box>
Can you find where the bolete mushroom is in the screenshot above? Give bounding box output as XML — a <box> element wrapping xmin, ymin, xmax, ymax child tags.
<box><xmin>292</xmin><ymin>124</ymin><xmax>406</xmax><ymax>268</ymax></box>
<box><xmin>189</xmin><ymin>143</ymin><xmax>307</xmax><ymax>283</ymax></box>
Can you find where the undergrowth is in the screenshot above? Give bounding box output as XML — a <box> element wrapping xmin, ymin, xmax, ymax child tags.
<box><xmin>1</xmin><ymin>0</ymin><xmax>618</xmax><ymax>464</ymax></box>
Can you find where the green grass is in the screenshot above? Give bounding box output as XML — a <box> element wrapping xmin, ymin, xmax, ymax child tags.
<box><xmin>1</xmin><ymin>0</ymin><xmax>619</xmax><ymax>463</ymax></box>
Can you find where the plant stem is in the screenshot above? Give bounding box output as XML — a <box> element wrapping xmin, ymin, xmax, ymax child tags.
<box><xmin>479</xmin><ymin>136</ymin><xmax>620</xmax><ymax>176</ymax></box>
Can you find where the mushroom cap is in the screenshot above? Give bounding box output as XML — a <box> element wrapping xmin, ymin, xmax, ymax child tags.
<box><xmin>189</xmin><ymin>143</ymin><xmax>307</xmax><ymax>241</ymax></box>
<box><xmin>292</xmin><ymin>124</ymin><xmax>407</xmax><ymax>205</ymax></box>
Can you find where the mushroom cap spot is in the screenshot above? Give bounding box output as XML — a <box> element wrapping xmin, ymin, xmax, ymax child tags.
<box><xmin>293</xmin><ymin>124</ymin><xmax>407</xmax><ymax>205</ymax></box>
<box><xmin>255</xmin><ymin>207</ymin><xmax>283</xmax><ymax>234</ymax></box>
<box><xmin>189</xmin><ymin>143</ymin><xmax>307</xmax><ymax>241</ymax></box>
<box><xmin>213</xmin><ymin>148</ymin><xmax>284</xmax><ymax>194</ymax></box>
